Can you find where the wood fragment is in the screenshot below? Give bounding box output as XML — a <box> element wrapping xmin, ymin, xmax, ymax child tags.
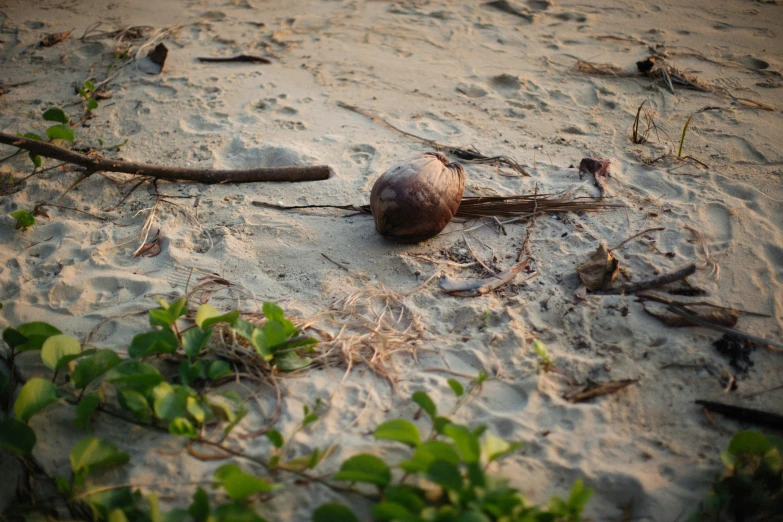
<box><xmin>0</xmin><ymin>132</ymin><xmax>331</xmax><ymax>183</ymax></box>
<box><xmin>147</xmin><ymin>42</ymin><xmax>168</xmax><ymax>71</ymax></box>
<box><xmin>609</xmin><ymin>227</ymin><xmax>665</xmax><ymax>252</ymax></box>
<box><xmin>578</xmin><ymin>158</ymin><xmax>611</xmax><ymax>195</ymax></box>
<box><xmin>40</xmin><ymin>31</ymin><xmax>72</xmax><ymax>47</ymax></box>
<box><xmin>695</xmin><ymin>400</ymin><xmax>783</xmax><ymax>430</ymax></box>
<box><xmin>644</xmin><ymin>306</ymin><xmax>738</xmax><ymax>328</ymax></box>
<box><xmin>577</xmin><ymin>244</ymin><xmax>619</xmax><ymax>291</ymax></box>
<box><xmin>439</xmin><ymin>259</ymin><xmax>531</xmax><ymax>297</ymax></box>
<box><xmin>565</xmin><ymin>379</ymin><xmax>639</xmax><ymax>403</ymax></box>
<box><xmin>197</xmin><ymin>55</ymin><xmax>271</xmax><ymax>64</ymax></box>
<box><xmin>592</xmin><ymin>263</ymin><xmax>697</xmax><ymax>295</ymax></box>
<box><xmin>134</xmin><ymin>229</ymin><xmax>162</xmax><ymax>258</ymax></box>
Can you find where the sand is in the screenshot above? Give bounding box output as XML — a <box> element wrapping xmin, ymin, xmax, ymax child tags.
<box><xmin>1</xmin><ymin>0</ymin><xmax>782</xmax><ymax>520</ymax></box>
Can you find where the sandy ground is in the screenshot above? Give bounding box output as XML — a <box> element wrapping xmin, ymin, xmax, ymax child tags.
<box><xmin>1</xmin><ymin>0</ymin><xmax>782</xmax><ymax>520</ymax></box>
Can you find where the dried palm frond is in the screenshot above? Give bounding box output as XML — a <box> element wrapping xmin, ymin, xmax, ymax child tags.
<box><xmin>454</xmin><ymin>192</ymin><xmax>623</xmax><ymax>218</ymax></box>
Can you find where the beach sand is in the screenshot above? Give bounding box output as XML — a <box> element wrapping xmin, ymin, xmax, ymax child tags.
<box><xmin>1</xmin><ymin>0</ymin><xmax>782</xmax><ymax>519</ymax></box>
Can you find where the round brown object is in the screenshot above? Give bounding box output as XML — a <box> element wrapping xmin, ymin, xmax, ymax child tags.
<box><xmin>370</xmin><ymin>152</ymin><xmax>465</xmax><ymax>243</ymax></box>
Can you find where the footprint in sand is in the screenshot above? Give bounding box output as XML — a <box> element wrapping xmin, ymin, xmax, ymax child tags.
<box><xmin>345</xmin><ymin>144</ymin><xmax>376</xmax><ymax>171</ymax></box>
<box><xmin>214</xmin><ymin>138</ymin><xmax>319</xmax><ymax>170</ymax></box>
<box><xmin>410</xmin><ymin>111</ymin><xmax>461</xmax><ymax>138</ymax></box>
<box><xmin>764</xmin><ymin>244</ymin><xmax>783</xmax><ymax>285</ymax></box>
<box><xmin>179</xmin><ymin>114</ymin><xmax>226</xmax><ymax>135</ymax></box>
<box><xmin>701</xmin><ymin>202</ymin><xmax>734</xmax><ymax>249</ymax></box>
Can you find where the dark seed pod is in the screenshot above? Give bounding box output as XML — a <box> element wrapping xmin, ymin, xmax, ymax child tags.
<box><xmin>370</xmin><ymin>152</ymin><xmax>465</xmax><ymax>243</ymax></box>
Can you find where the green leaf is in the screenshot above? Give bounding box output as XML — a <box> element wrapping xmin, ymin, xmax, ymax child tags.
<box><xmin>14</xmin><ymin>377</ymin><xmax>58</xmax><ymax>422</ymax></box>
<box><xmin>412</xmin><ymin>391</ymin><xmax>437</xmax><ymax>419</ymax></box>
<box><xmin>400</xmin><ymin>440</ymin><xmax>460</xmax><ymax>473</ymax></box>
<box><xmin>108</xmin><ymin>509</ymin><xmax>129</xmax><ymax>522</ymax></box>
<box><xmin>179</xmin><ymin>360</ymin><xmax>201</xmax><ymax>386</ymax></box>
<box><xmin>84</xmin><ymin>80</ymin><xmax>96</xmax><ymax>91</ymax></box>
<box><xmin>384</xmin><ymin>485</ymin><xmax>426</xmax><ymax>513</ymax></box>
<box><xmin>129</xmin><ymin>329</ymin><xmax>180</xmax><ymax>358</ymax></box>
<box><xmin>187</xmin><ymin>396</ymin><xmax>207</xmax><ymax>423</ymax></box>
<box><xmin>444</xmin><ymin>424</ymin><xmax>480</xmax><ymax>464</ymax></box>
<box><xmin>0</xmin><ymin>417</ymin><xmax>37</xmax><ymax>455</ymax></box>
<box><xmin>481</xmin><ymin>433</ymin><xmax>523</xmax><ymax>462</ymax></box>
<box><xmin>118</xmin><ymin>387</ymin><xmax>151</xmax><ymax>420</ymax></box>
<box><xmin>266</xmin><ymin>429</ymin><xmax>284</xmax><ymax>448</ymax></box>
<box><xmin>23</xmin><ymin>132</ymin><xmax>43</xmax><ymax>141</ymax></box>
<box><xmin>29</xmin><ymin>152</ymin><xmax>41</xmax><ymax>168</ymax></box>
<box><xmin>72</xmin><ymin>349</ymin><xmax>121</xmax><ymax>389</ymax></box>
<box><xmin>263</xmin><ymin>320</ymin><xmax>287</xmax><ymax>350</ymax></box>
<box><xmin>333</xmin><ymin>454</ymin><xmax>391</xmax><ymax>487</ymax></box>
<box><xmin>169</xmin><ymin>417</ymin><xmax>198</xmax><ymax>439</ymax></box>
<box><xmin>312</xmin><ymin>503</ymin><xmax>358</xmax><ymax>522</ymax></box>
<box><xmin>372</xmin><ymin>501</ymin><xmax>414</xmax><ymax>521</ymax></box>
<box><xmin>232</xmin><ymin>318</ymin><xmax>255</xmax><ymax>340</ymax></box>
<box><xmin>565</xmin><ymin>479</ymin><xmax>593</xmax><ymax>513</ymax></box>
<box><xmin>426</xmin><ymin>459</ymin><xmax>463</xmax><ymax>490</ymax></box>
<box><xmin>213</xmin><ymin>463</ymin><xmax>281</xmax><ymax>500</ymax></box>
<box><xmin>374</xmin><ymin>419</ymin><xmax>421</xmax><ymax>447</ymax></box>
<box><xmin>447</xmin><ymin>378</ymin><xmax>464</xmax><ymax>397</ymax></box>
<box><xmin>194</xmin><ymin>304</ymin><xmax>239</xmax><ymax>329</ymax></box>
<box><xmin>262</xmin><ymin>302</ymin><xmax>286</xmax><ymax>322</ymax></box>
<box><xmin>148</xmin><ymin>309</ymin><xmax>175</xmax><ymax>328</ymax></box>
<box><xmin>12</xmin><ymin>322</ymin><xmax>62</xmax><ymax>351</ymax></box>
<box><xmin>70</xmin><ymin>437</ymin><xmax>130</xmax><ymax>474</ymax></box>
<box><xmin>433</xmin><ymin>416</ymin><xmax>452</xmax><ymax>434</ymax></box>
<box><xmin>274</xmin><ymin>351</ymin><xmax>312</xmax><ymax>371</ymax></box>
<box><xmin>41</xmin><ymin>334</ymin><xmax>81</xmax><ymax>372</ymax></box>
<box><xmin>183</xmin><ymin>327</ymin><xmax>212</xmax><ymax>359</ymax></box>
<box><xmin>152</xmin><ymin>383</ymin><xmax>190</xmax><ymax>421</ymax></box>
<box><xmin>42</xmin><ymin>108</ymin><xmax>70</xmax><ymax>123</ymax></box>
<box><xmin>46</xmin><ymin>124</ymin><xmax>76</xmax><ymax>141</ymax></box>
<box><xmin>728</xmin><ymin>430</ymin><xmax>771</xmax><ymax>457</ymax></box>
<box><xmin>207</xmin><ymin>359</ymin><xmax>231</xmax><ymax>380</ymax></box>
<box><xmin>456</xmin><ymin>511</ymin><xmax>491</xmax><ymax>522</ymax></box>
<box><xmin>106</xmin><ymin>360</ymin><xmax>164</xmax><ymax>389</ymax></box>
<box><xmin>10</xmin><ymin>209</ymin><xmax>35</xmax><ymax>230</ymax></box>
<box><xmin>251</xmin><ymin>328</ymin><xmax>270</xmax><ymax>358</ymax></box>
<box><xmin>75</xmin><ymin>391</ymin><xmax>102</xmax><ymax>431</ymax></box>
<box><xmin>86</xmin><ymin>99</ymin><xmax>99</xmax><ymax>111</ymax></box>
<box><xmin>189</xmin><ymin>487</ymin><xmax>210</xmax><ymax>522</ymax></box>
<box><xmin>3</xmin><ymin>327</ymin><xmax>27</xmax><ymax>350</ymax></box>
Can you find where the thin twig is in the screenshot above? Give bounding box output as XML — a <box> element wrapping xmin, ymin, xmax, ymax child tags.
<box><xmin>592</xmin><ymin>263</ymin><xmax>697</xmax><ymax>295</ymax></box>
<box><xmin>609</xmin><ymin>227</ymin><xmax>665</xmax><ymax>252</ymax></box>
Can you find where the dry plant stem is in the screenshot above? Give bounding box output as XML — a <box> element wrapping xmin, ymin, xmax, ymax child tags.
<box><xmin>592</xmin><ymin>263</ymin><xmax>697</xmax><ymax>295</ymax></box>
<box><xmin>337</xmin><ymin>101</ymin><xmax>529</xmax><ymax>176</ymax></box>
<box><xmin>0</xmin><ymin>132</ymin><xmax>331</xmax><ymax>183</ymax></box>
<box><xmin>637</xmin><ymin>292</ymin><xmax>769</xmax><ymax>317</ymax></box>
<box><xmin>667</xmin><ymin>304</ymin><xmax>783</xmax><ymax>350</ymax></box>
<box><xmin>609</xmin><ymin>227</ymin><xmax>665</xmax><ymax>252</ymax></box>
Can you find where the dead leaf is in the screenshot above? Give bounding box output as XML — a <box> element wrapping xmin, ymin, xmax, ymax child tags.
<box><xmin>565</xmin><ymin>379</ymin><xmax>638</xmax><ymax>403</ymax></box>
<box><xmin>147</xmin><ymin>43</ymin><xmax>168</xmax><ymax>71</ymax></box>
<box><xmin>40</xmin><ymin>31</ymin><xmax>71</xmax><ymax>47</ymax></box>
<box><xmin>134</xmin><ymin>229</ymin><xmax>162</xmax><ymax>258</ymax></box>
<box><xmin>32</xmin><ymin>209</ymin><xmax>50</xmax><ymax>219</ymax></box>
<box><xmin>579</xmin><ymin>157</ymin><xmax>611</xmax><ymax>195</ymax></box>
<box><xmin>577</xmin><ymin>244</ymin><xmax>619</xmax><ymax>291</ymax></box>
<box><xmin>439</xmin><ymin>260</ymin><xmax>531</xmax><ymax>297</ymax></box>
<box><xmin>644</xmin><ymin>305</ymin><xmax>739</xmax><ymax>328</ymax></box>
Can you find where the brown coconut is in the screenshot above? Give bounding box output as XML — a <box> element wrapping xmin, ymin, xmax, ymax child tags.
<box><xmin>370</xmin><ymin>152</ymin><xmax>465</xmax><ymax>243</ymax></box>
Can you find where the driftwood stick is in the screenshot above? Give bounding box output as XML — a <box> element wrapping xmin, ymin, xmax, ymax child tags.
<box><xmin>0</xmin><ymin>132</ymin><xmax>331</xmax><ymax>183</ymax></box>
<box><xmin>592</xmin><ymin>263</ymin><xmax>697</xmax><ymax>295</ymax></box>
<box><xmin>695</xmin><ymin>400</ymin><xmax>783</xmax><ymax>430</ymax></box>
<box><xmin>667</xmin><ymin>304</ymin><xmax>783</xmax><ymax>350</ymax></box>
